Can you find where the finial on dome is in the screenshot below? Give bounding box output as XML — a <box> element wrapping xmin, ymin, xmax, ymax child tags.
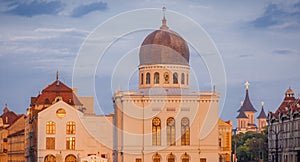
<box><xmin>245</xmin><ymin>81</ymin><xmax>250</xmax><ymax>90</ymax></box>
<box><xmin>261</xmin><ymin>101</ymin><xmax>264</xmax><ymax>107</ymax></box>
<box><xmin>56</xmin><ymin>70</ymin><xmax>59</xmax><ymax>81</ymax></box>
<box><xmin>160</xmin><ymin>5</ymin><xmax>169</xmax><ymax>30</ymax></box>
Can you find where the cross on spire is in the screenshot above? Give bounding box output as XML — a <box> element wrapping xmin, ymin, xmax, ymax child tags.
<box><xmin>160</xmin><ymin>5</ymin><xmax>169</xmax><ymax>30</ymax></box>
<box><xmin>56</xmin><ymin>70</ymin><xmax>59</xmax><ymax>81</ymax></box>
<box><xmin>245</xmin><ymin>81</ymin><xmax>250</xmax><ymax>90</ymax></box>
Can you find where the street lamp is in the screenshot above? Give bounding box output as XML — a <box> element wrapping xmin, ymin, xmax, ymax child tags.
<box><xmin>269</xmin><ymin>129</ymin><xmax>283</xmax><ymax>162</ymax></box>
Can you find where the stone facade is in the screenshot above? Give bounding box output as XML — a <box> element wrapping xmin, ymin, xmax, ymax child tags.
<box><xmin>267</xmin><ymin>87</ymin><xmax>300</xmax><ymax>162</ymax></box>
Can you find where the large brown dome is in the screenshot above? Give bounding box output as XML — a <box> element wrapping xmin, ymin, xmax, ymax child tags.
<box><xmin>139</xmin><ymin>22</ymin><xmax>190</xmax><ymax>65</ymax></box>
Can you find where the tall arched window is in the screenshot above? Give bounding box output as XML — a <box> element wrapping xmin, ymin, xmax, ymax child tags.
<box><xmin>173</xmin><ymin>73</ymin><xmax>178</xmax><ymax>84</ymax></box>
<box><xmin>66</xmin><ymin>121</ymin><xmax>76</xmax><ymax>134</ymax></box>
<box><xmin>146</xmin><ymin>73</ymin><xmax>151</xmax><ymax>84</ymax></box>
<box><xmin>141</xmin><ymin>73</ymin><xmax>144</xmax><ymax>85</ymax></box>
<box><xmin>152</xmin><ymin>117</ymin><xmax>161</xmax><ymax>146</ymax></box>
<box><xmin>153</xmin><ymin>153</ymin><xmax>161</xmax><ymax>162</ymax></box>
<box><xmin>181</xmin><ymin>117</ymin><xmax>190</xmax><ymax>145</ymax></box>
<box><xmin>181</xmin><ymin>73</ymin><xmax>185</xmax><ymax>84</ymax></box>
<box><xmin>182</xmin><ymin>153</ymin><xmax>189</xmax><ymax>162</ymax></box>
<box><xmin>65</xmin><ymin>154</ymin><xmax>76</xmax><ymax>162</ymax></box>
<box><xmin>164</xmin><ymin>72</ymin><xmax>169</xmax><ymax>84</ymax></box>
<box><xmin>44</xmin><ymin>154</ymin><xmax>56</xmax><ymax>162</ymax></box>
<box><xmin>154</xmin><ymin>72</ymin><xmax>160</xmax><ymax>84</ymax></box>
<box><xmin>46</xmin><ymin>121</ymin><xmax>55</xmax><ymax>134</ymax></box>
<box><xmin>167</xmin><ymin>117</ymin><xmax>176</xmax><ymax>146</ymax></box>
<box><xmin>167</xmin><ymin>153</ymin><xmax>175</xmax><ymax>162</ymax></box>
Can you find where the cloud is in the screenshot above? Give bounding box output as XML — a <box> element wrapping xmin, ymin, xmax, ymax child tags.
<box><xmin>71</xmin><ymin>2</ymin><xmax>107</xmax><ymax>18</ymax></box>
<box><xmin>251</xmin><ymin>2</ymin><xmax>300</xmax><ymax>29</ymax></box>
<box><xmin>272</xmin><ymin>49</ymin><xmax>294</xmax><ymax>55</ymax></box>
<box><xmin>4</xmin><ymin>1</ymin><xmax>64</xmax><ymax>17</ymax></box>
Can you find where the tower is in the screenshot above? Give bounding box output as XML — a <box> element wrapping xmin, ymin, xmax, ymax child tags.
<box><xmin>236</xmin><ymin>81</ymin><xmax>257</xmax><ymax>133</ymax></box>
<box><xmin>113</xmin><ymin>7</ymin><xmax>220</xmax><ymax>162</ymax></box>
<box><xmin>257</xmin><ymin>101</ymin><xmax>267</xmax><ymax>132</ymax></box>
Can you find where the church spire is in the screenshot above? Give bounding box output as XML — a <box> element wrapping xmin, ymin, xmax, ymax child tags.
<box><xmin>257</xmin><ymin>101</ymin><xmax>267</xmax><ymax>119</ymax></box>
<box><xmin>160</xmin><ymin>5</ymin><xmax>169</xmax><ymax>30</ymax></box>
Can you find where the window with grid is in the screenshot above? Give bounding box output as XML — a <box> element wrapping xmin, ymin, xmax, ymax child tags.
<box><xmin>167</xmin><ymin>117</ymin><xmax>176</xmax><ymax>146</ymax></box>
<box><xmin>66</xmin><ymin>137</ymin><xmax>75</xmax><ymax>150</ymax></box>
<box><xmin>66</xmin><ymin>121</ymin><xmax>76</xmax><ymax>134</ymax></box>
<box><xmin>136</xmin><ymin>158</ymin><xmax>142</xmax><ymax>162</ymax></box>
<box><xmin>181</xmin><ymin>117</ymin><xmax>190</xmax><ymax>145</ymax></box>
<box><xmin>46</xmin><ymin>121</ymin><xmax>55</xmax><ymax>134</ymax></box>
<box><xmin>152</xmin><ymin>117</ymin><xmax>161</xmax><ymax>146</ymax></box>
<box><xmin>46</xmin><ymin>137</ymin><xmax>55</xmax><ymax>150</ymax></box>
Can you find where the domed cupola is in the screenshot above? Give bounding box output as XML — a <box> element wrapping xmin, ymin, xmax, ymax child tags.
<box><xmin>139</xmin><ymin>10</ymin><xmax>189</xmax><ymax>66</ymax></box>
<box><xmin>138</xmin><ymin>7</ymin><xmax>190</xmax><ymax>89</ymax></box>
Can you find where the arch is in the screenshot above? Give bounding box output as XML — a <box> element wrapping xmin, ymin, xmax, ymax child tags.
<box><xmin>65</xmin><ymin>154</ymin><xmax>76</xmax><ymax>162</ymax></box>
<box><xmin>167</xmin><ymin>153</ymin><xmax>175</xmax><ymax>162</ymax></box>
<box><xmin>181</xmin><ymin>117</ymin><xmax>190</xmax><ymax>145</ymax></box>
<box><xmin>44</xmin><ymin>154</ymin><xmax>56</xmax><ymax>162</ymax></box>
<box><xmin>181</xmin><ymin>73</ymin><xmax>185</xmax><ymax>84</ymax></box>
<box><xmin>154</xmin><ymin>72</ymin><xmax>160</xmax><ymax>84</ymax></box>
<box><xmin>146</xmin><ymin>73</ymin><xmax>150</xmax><ymax>84</ymax></box>
<box><xmin>46</xmin><ymin>121</ymin><xmax>55</xmax><ymax>134</ymax></box>
<box><xmin>167</xmin><ymin>117</ymin><xmax>176</xmax><ymax>146</ymax></box>
<box><xmin>173</xmin><ymin>72</ymin><xmax>178</xmax><ymax>84</ymax></box>
<box><xmin>141</xmin><ymin>73</ymin><xmax>144</xmax><ymax>85</ymax></box>
<box><xmin>152</xmin><ymin>117</ymin><xmax>161</xmax><ymax>146</ymax></box>
<box><xmin>181</xmin><ymin>153</ymin><xmax>189</xmax><ymax>162</ymax></box>
<box><xmin>66</xmin><ymin>121</ymin><xmax>76</xmax><ymax>134</ymax></box>
<box><xmin>153</xmin><ymin>153</ymin><xmax>161</xmax><ymax>162</ymax></box>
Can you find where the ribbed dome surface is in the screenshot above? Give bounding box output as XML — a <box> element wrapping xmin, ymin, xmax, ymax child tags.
<box><xmin>139</xmin><ymin>28</ymin><xmax>190</xmax><ymax>65</ymax></box>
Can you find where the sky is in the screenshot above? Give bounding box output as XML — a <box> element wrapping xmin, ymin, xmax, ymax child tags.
<box><xmin>0</xmin><ymin>0</ymin><xmax>299</xmax><ymax>127</ymax></box>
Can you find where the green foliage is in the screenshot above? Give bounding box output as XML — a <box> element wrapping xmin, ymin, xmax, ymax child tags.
<box><xmin>232</xmin><ymin>127</ymin><xmax>268</xmax><ymax>161</ymax></box>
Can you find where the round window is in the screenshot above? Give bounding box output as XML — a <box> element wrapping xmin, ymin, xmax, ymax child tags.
<box><xmin>56</xmin><ymin>108</ymin><xmax>66</xmax><ymax>118</ymax></box>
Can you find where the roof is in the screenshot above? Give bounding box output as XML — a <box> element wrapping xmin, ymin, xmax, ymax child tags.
<box><xmin>0</xmin><ymin>106</ymin><xmax>18</xmax><ymax>126</ymax></box>
<box><xmin>32</xmin><ymin>79</ymin><xmax>82</xmax><ymax>106</ymax></box>
<box><xmin>139</xmin><ymin>18</ymin><xmax>189</xmax><ymax>66</ymax></box>
<box><xmin>257</xmin><ymin>106</ymin><xmax>267</xmax><ymax>119</ymax></box>
<box><xmin>236</xmin><ymin>111</ymin><xmax>248</xmax><ymax>118</ymax></box>
<box><xmin>237</xmin><ymin>89</ymin><xmax>257</xmax><ymax>112</ymax></box>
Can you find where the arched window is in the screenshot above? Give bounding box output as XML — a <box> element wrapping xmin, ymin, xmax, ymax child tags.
<box><xmin>66</xmin><ymin>121</ymin><xmax>76</xmax><ymax>134</ymax></box>
<box><xmin>154</xmin><ymin>72</ymin><xmax>160</xmax><ymax>84</ymax></box>
<box><xmin>65</xmin><ymin>154</ymin><xmax>76</xmax><ymax>162</ymax></box>
<box><xmin>181</xmin><ymin>73</ymin><xmax>185</xmax><ymax>84</ymax></box>
<box><xmin>173</xmin><ymin>73</ymin><xmax>178</xmax><ymax>84</ymax></box>
<box><xmin>46</xmin><ymin>121</ymin><xmax>55</xmax><ymax>134</ymax></box>
<box><xmin>167</xmin><ymin>117</ymin><xmax>176</xmax><ymax>146</ymax></box>
<box><xmin>146</xmin><ymin>73</ymin><xmax>151</xmax><ymax>84</ymax></box>
<box><xmin>167</xmin><ymin>153</ymin><xmax>175</xmax><ymax>162</ymax></box>
<box><xmin>182</xmin><ymin>153</ymin><xmax>189</xmax><ymax>162</ymax></box>
<box><xmin>181</xmin><ymin>117</ymin><xmax>190</xmax><ymax>145</ymax></box>
<box><xmin>141</xmin><ymin>73</ymin><xmax>144</xmax><ymax>85</ymax></box>
<box><xmin>164</xmin><ymin>72</ymin><xmax>169</xmax><ymax>84</ymax></box>
<box><xmin>44</xmin><ymin>154</ymin><xmax>56</xmax><ymax>162</ymax></box>
<box><xmin>152</xmin><ymin>117</ymin><xmax>161</xmax><ymax>146</ymax></box>
<box><xmin>153</xmin><ymin>153</ymin><xmax>161</xmax><ymax>162</ymax></box>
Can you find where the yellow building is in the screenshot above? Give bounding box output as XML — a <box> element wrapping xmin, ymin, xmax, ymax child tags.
<box><xmin>218</xmin><ymin>119</ymin><xmax>232</xmax><ymax>162</ymax></box>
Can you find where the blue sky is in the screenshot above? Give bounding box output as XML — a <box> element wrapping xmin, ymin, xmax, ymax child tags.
<box><xmin>0</xmin><ymin>0</ymin><xmax>299</xmax><ymax>127</ymax></box>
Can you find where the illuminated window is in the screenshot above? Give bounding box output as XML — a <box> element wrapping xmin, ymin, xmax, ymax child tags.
<box><xmin>164</xmin><ymin>72</ymin><xmax>169</xmax><ymax>84</ymax></box>
<box><xmin>56</xmin><ymin>108</ymin><xmax>66</xmax><ymax>118</ymax></box>
<box><xmin>200</xmin><ymin>158</ymin><xmax>206</xmax><ymax>162</ymax></box>
<box><xmin>66</xmin><ymin>121</ymin><xmax>76</xmax><ymax>134</ymax></box>
<box><xmin>182</xmin><ymin>153</ymin><xmax>189</xmax><ymax>162</ymax></box>
<box><xmin>167</xmin><ymin>153</ymin><xmax>175</xmax><ymax>162</ymax></box>
<box><xmin>181</xmin><ymin>117</ymin><xmax>190</xmax><ymax>145</ymax></box>
<box><xmin>154</xmin><ymin>72</ymin><xmax>160</xmax><ymax>84</ymax></box>
<box><xmin>44</xmin><ymin>154</ymin><xmax>56</xmax><ymax>162</ymax></box>
<box><xmin>46</xmin><ymin>121</ymin><xmax>55</xmax><ymax>134</ymax></box>
<box><xmin>136</xmin><ymin>158</ymin><xmax>142</xmax><ymax>162</ymax></box>
<box><xmin>167</xmin><ymin>117</ymin><xmax>175</xmax><ymax>146</ymax></box>
<box><xmin>173</xmin><ymin>73</ymin><xmax>178</xmax><ymax>84</ymax></box>
<box><xmin>181</xmin><ymin>73</ymin><xmax>185</xmax><ymax>84</ymax></box>
<box><xmin>66</xmin><ymin>137</ymin><xmax>75</xmax><ymax>150</ymax></box>
<box><xmin>65</xmin><ymin>154</ymin><xmax>76</xmax><ymax>162</ymax></box>
<box><xmin>146</xmin><ymin>73</ymin><xmax>151</xmax><ymax>84</ymax></box>
<box><xmin>152</xmin><ymin>117</ymin><xmax>161</xmax><ymax>146</ymax></box>
<box><xmin>153</xmin><ymin>153</ymin><xmax>160</xmax><ymax>162</ymax></box>
<box><xmin>46</xmin><ymin>137</ymin><xmax>55</xmax><ymax>150</ymax></box>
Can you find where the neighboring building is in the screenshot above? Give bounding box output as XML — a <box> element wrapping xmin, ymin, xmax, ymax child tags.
<box><xmin>25</xmin><ymin>73</ymin><xmax>113</xmax><ymax>162</ymax></box>
<box><xmin>112</xmin><ymin>10</ymin><xmax>220</xmax><ymax>162</ymax></box>
<box><xmin>236</xmin><ymin>81</ymin><xmax>267</xmax><ymax>134</ymax></box>
<box><xmin>267</xmin><ymin>87</ymin><xmax>300</xmax><ymax>162</ymax></box>
<box><xmin>218</xmin><ymin>119</ymin><xmax>232</xmax><ymax>162</ymax></box>
<box><xmin>0</xmin><ymin>104</ymin><xmax>24</xmax><ymax>162</ymax></box>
